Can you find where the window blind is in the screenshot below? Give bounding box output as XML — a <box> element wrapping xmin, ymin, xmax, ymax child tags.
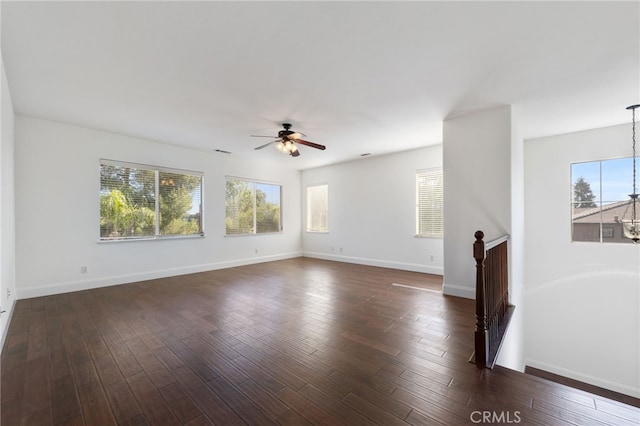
<box><xmin>100</xmin><ymin>160</ymin><xmax>203</xmax><ymax>240</ymax></box>
<box><xmin>416</xmin><ymin>168</ymin><xmax>443</xmax><ymax>238</ymax></box>
<box><xmin>306</xmin><ymin>184</ymin><xmax>328</xmax><ymax>232</ymax></box>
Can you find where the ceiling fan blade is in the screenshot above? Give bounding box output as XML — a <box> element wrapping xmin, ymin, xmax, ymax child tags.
<box><xmin>290</xmin><ymin>149</ymin><xmax>301</xmax><ymax>157</ymax></box>
<box><xmin>254</xmin><ymin>140</ymin><xmax>277</xmax><ymax>150</ymax></box>
<box><xmin>296</xmin><ymin>139</ymin><xmax>326</xmax><ymax>150</ymax></box>
<box><xmin>288</xmin><ymin>132</ymin><xmax>306</xmax><ymax>140</ymax></box>
<box><xmin>250</xmin><ymin>135</ymin><xmax>277</xmax><ymax>138</ymax></box>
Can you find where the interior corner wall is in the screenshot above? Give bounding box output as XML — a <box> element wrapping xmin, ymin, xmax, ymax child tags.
<box><xmin>0</xmin><ymin>53</ymin><xmax>17</xmax><ymax>349</ymax></box>
<box><xmin>14</xmin><ymin>115</ymin><xmax>302</xmax><ymax>299</ymax></box>
<box><xmin>496</xmin><ymin>105</ymin><xmax>526</xmax><ymax>371</ymax></box>
<box><xmin>525</xmin><ymin>123</ymin><xmax>640</xmax><ymax>398</ymax></box>
<box><xmin>301</xmin><ymin>146</ymin><xmax>443</xmax><ymax>275</ymax></box>
<box><xmin>442</xmin><ymin>106</ymin><xmax>512</xmax><ymax>299</ymax></box>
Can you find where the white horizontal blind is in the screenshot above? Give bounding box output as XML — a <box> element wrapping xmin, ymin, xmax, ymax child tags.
<box><xmin>255</xmin><ymin>182</ymin><xmax>281</xmax><ymax>233</ymax></box>
<box><xmin>225</xmin><ymin>177</ymin><xmax>282</xmax><ymax>235</ymax></box>
<box><xmin>100</xmin><ymin>160</ymin><xmax>203</xmax><ymax>240</ymax></box>
<box><xmin>307</xmin><ymin>184</ymin><xmax>328</xmax><ymax>232</ymax></box>
<box><xmin>225</xmin><ymin>178</ymin><xmax>253</xmax><ymax>235</ymax></box>
<box><xmin>416</xmin><ymin>168</ymin><xmax>443</xmax><ymax>238</ymax></box>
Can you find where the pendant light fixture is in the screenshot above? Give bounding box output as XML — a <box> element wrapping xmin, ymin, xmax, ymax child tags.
<box><xmin>622</xmin><ymin>104</ymin><xmax>640</xmax><ymax>243</ymax></box>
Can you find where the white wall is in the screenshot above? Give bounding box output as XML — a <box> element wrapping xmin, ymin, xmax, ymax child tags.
<box><xmin>525</xmin><ymin>123</ymin><xmax>640</xmax><ymax>398</ymax></box>
<box><xmin>301</xmin><ymin>146</ymin><xmax>443</xmax><ymax>275</ymax></box>
<box><xmin>443</xmin><ymin>106</ymin><xmax>512</xmax><ymax>298</ymax></box>
<box><xmin>496</xmin><ymin>106</ymin><xmax>526</xmax><ymax>371</ymax></box>
<box><xmin>14</xmin><ymin>116</ymin><xmax>302</xmax><ymax>298</ymax></box>
<box><xmin>1</xmin><ymin>54</ymin><xmax>17</xmax><ymax>347</ymax></box>
<box><xmin>496</xmin><ymin>105</ymin><xmax>526</xmax><ymax>371</ymax></box>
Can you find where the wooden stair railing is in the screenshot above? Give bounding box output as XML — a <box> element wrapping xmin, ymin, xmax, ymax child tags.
<box><xmin>473</xmin><ymin>230</ymin><xmax>515</xmax><ymax>368</ymax></box>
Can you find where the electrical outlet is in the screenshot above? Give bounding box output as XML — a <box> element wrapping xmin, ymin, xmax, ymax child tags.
<box><xmin>339</xmin><ymin>247</ymin><xmax>343</xmax><ymax>253</ymax></box>
<box><xmin>255</xmin><ymin>248</ymin><xmax>258</xmax><ymax>254</ymax></box>
<box><xmin>430</xmin><ymin>255</ymin><xmax>435</xmax><ymax>261</ymax></box>
<box><xmin>7</xmin><ymin>289</ymin><xmax>11</xmax><ymax>298</ymax></box>
<box><xmin>80</xmin><ymin>266</ymin><xmax>88</xmax><ymax>274</ymax></box>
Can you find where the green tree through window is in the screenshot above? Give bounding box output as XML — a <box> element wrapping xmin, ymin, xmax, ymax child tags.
<box><xmin>100</xmin><ymin>161</ymin><xmax>203</xmax><ymax>240</ymax></box>
<box><xmin>573</xmin><ymin>176</ymin><xmax>597</xmax><ymax>208</ymax></box>
<box><xmin>225</xmin><ymin>178</ymin><xmax>281</xmax><ymax>235</ymax></box>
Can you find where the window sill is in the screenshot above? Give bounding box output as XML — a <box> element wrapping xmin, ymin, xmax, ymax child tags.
<box><xmin>98</xmin><ymin>234</ymin><xmax>205</xmax><ymax>243</ymax></box>
<box><xmin>224</xmin><ymin>232</ymin><xmax>283</xmax><ymax>237</ymax></box>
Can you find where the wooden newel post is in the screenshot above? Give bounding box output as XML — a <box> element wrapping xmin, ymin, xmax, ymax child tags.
<box><xmin>473</xmin><ymin>230</ymin><xmax>489</xmax><ymax>367</ymax></box>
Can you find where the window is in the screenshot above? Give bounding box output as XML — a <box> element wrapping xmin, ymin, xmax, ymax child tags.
<box><xmin>571</xmin><ymin>157</ymin><xmax>634</xmax><ymax>243</ymax></box>
<box><xmin>225</xmin><ymin>177</ymin><xmax>281</xmax><ymax>235</ymax></box>
<box><xmin>306</xmin><ymin>184</ymin><xmax>328</xmax><ymax>233</ymax></box>
<box><xmin>100</xmin><ymin>160</ymin><xmax>203</xmax><ymax>241</ymax></box>
<box><xmin>416</xmin><ymin>168</ymin><xmax>443</xmax><ymax>238</ymax></box>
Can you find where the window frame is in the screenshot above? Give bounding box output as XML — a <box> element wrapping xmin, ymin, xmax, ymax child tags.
<box><xmin>415</xmin><ymin>167</ymin><xmax>444</xmax><ymax>239</ymax></box>
<box><xmin>225</xmin><ymin>176</ymin><xmax>283</xmax><ymax>236</ymax></box>
<box><xmin>306</xmin><ymin>183</ymin><xmax>329</xmax><ymax>233</ymax></box>
<box><xmin>99</xmin><ymin>159</ymin><xmax>204</xmax><ymax>242</ymax></box>
<box><xmin>570</xmin><ymin>155</ymin><xmax>635</xmax><ymax>244</ymax></box>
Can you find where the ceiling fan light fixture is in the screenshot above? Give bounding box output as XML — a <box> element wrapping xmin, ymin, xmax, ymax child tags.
<box><xmin>252</xmin><ymin>123</ymin><xmax>325</xmax><ymax>157</ymax></box>
<box><xmin>274</xmin><ymin>139</ymin><xmax>298</xmax><ymax>154</ymax></box>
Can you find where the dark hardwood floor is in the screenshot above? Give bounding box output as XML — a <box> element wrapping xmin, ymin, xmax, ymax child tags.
<box><xmin>2</xmin><ymin>258</ymin><xmax>638</xmax><ymax>425</ymax></box>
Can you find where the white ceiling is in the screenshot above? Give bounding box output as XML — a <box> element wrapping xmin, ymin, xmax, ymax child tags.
<box><xmin>2</xmin><ymin>1</ymin><xmax>639</xmax><ymax>170</ymax></box>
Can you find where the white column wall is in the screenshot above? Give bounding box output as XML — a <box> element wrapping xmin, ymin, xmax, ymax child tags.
<box><xmin>496</xmin><ymin>105</ymin><xmax>526</xmax><ymax>371</ymax></box>
<box><xmin>442</xmin><ymin>106</ymin><xmax>512</xmax><ymax>298</ymax></box>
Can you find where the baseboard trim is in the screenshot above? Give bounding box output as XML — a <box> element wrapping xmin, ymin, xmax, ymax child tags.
<box><xmin>442</xmin><ymin>282</ymin><xmax>475</xmax><ymax>299</ymax></box>
<box><xmin>302</xmin><ymin>251</ymin><xmax>443</xmax><ymax>275</ymax></box>
<box><xmin>0</xmin><ymin>298</ymin><xmax>17</xmax><ymax>354</ymax></box>
<box><xmin>16</xmin><ymin>252</ymin><xmax>303</xmax><ymax>299</ymax></box>
<box><xmin>525</xmin><ymin>358</ymin><xmax>640</xmax><ymax>400</ymax></box>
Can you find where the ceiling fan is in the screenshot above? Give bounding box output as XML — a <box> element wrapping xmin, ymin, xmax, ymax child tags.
<box><xmin>252</xmin><ymin>123</ymin><xmax>326</xmax><ymax>157</ymax></box>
